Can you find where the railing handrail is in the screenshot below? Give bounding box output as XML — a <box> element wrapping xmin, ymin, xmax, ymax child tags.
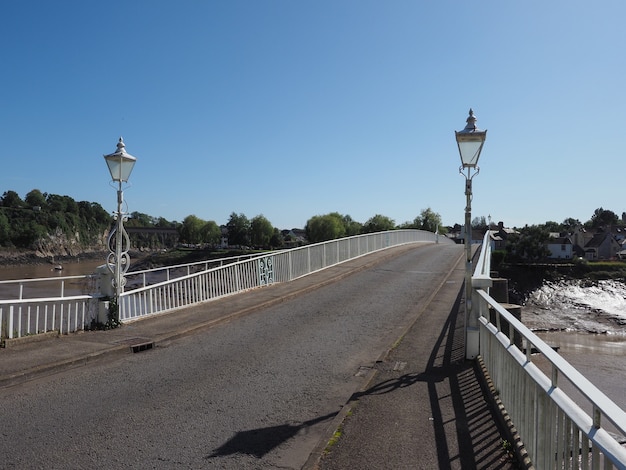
<box><xmin>117</xmin><ymin>230</ymin><xmax>447</xmax><ymax>321</ymax></box>
<box><xmin>0</xmin><ymin>294</ymin><xmax>94</xmax><ymax>305</ymax></box>
<box><xmin>477</xmin><ymin>288</ymin><xmax>626</xmax><ymax>434</ymax></box>
<box><xmin>127</xmin><ymin>251</ymin><xmax>267</xmax><ymax>277</ymax></box>
<box><xmin>122</xmin><ymin>230</ymin><xmax>447</xmax><ymax>295</ymax></box>
<box><xmin>471</xmin><ymin>228</ymin><xmax>626</xmax><ymax>467</ymax></box>
<box><xmin>0</xmin><ymin>274</ymin><xmax>96</xmax><ymax>285</ymax></box>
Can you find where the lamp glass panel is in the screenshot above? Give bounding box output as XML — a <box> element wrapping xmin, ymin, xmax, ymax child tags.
<box><xmin>106</xmin><ymin>157</ymin><xmax>136</xmax><ymax>182</ymax></box>
<box><xmin>458</xmin><ymin>140</ymin><xmax>483</xmax><ymax>167</ymax></box>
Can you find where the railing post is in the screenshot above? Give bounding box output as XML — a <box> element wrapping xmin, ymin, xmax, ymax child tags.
<box><xmin>468</xmin><ymin>277</ymin><xmax>492</xmax><ymax>360</ymax></box>
<box><xmin>8</xmin><ymin>305</ymin><xmax>14</xmax><ymax>339</ymax></box>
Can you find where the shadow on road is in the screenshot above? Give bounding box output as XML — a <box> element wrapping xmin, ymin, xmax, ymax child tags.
<box><xmin>207</xmin><ymin>411</ymin><xmax>337</xmax><ymax>459</ymax></box>
<box><xmin>320</xmin><ymin>286</ymin><xmax>517</xmax><ymax>469</ymax></box>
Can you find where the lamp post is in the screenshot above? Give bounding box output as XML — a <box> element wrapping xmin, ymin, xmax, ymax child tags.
<box><xmin>103</xmin><ymin>137</ymin><xmax>137</xmax><ymax>312</ymax></box>
<box><xmin>455</xmin><ymin>109</ymin><xmax>486</xmax><ymax>360</ymax></box>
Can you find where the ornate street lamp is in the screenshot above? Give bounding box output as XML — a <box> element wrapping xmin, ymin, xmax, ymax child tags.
<box><xmin>455</xmin><ymin>109</ymin><xmax>486</xmax><ymax>359</ymax></box>
<box><xmin>103</xmin><ymin>137</ymin><xmax>137</xmax><ymax>313</ymax></box>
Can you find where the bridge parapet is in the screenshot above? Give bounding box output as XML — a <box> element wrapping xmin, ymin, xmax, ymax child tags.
<box><xmin>472</xmin><ymin>231</ymin><xmax>626</xmax><ymax>468</ymax></box>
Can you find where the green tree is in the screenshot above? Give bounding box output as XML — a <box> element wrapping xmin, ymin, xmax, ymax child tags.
<box><xmin>506</xmin><ymin>224</ymin><xmax>550</xmax><ymax>261</ymax></box>
<box><xmin>362</xmin><ymin>214</ymin><xmax>395</xmax><ymax>233</ymax></box>
<box><xmin>201</xmin><ymin>220</ymin><xmax>221</xmax><ymax>246</ymax></box>
<box><xmin>471</xmin><ymin>216</ymin><xmax>487</xmax><ymax>230</ymax></box>
<box><xmin>587</xmin><ymin>207</ymin><xmax>619</xmax><ymax>229</ymax></box>
<box><xmin>562</xmin><ymin>218</ymin><xmax>582</xmax><ymax>232</ymax></box>
<box><xmin>179</xmin><ymin>215</ymin><xmax>205</xmax><ymax>244</ymax></box>
<box><xmin>1</xmin><ymin>190</ymin><xmax>24</xmax><ymax>209</ymax></box>
<box><xmin>416</xmin><ymin>207</ymin><xmax>443</xmax><ymax>233</ymax></box>
<box><xmin>226</xmin><ymin>212</ymin><xmax>251</xmax><ymax>247</ymax></box>
<box><xmin>250</xmin><ymin>215</ymin><xmax>274</xmax><ymax>248</ymax></box>
<box><xmin>127</xmin><ymin>211</ymin><xmax>154</xmax><ymax>227</ymax></box>
<box><xmin>543</xmin><ymin>221</ymin><xmax>561</xmax><ymax>233</ymax></box>
<box><xmin>305</xmin><ymin>213</ymin><xmax>346</xmax><ymax>243</ymax></box>
<box><xmin>342</xmin><ymin>214</ymin><xmax>362</xmax><ymax>236</ymax></box>
<box><xmin>0</xmin><ymin>211</ymin><xmax>10</xmax><ymax>245</ymax></box>
<box><xmin>270</xmin><ymin>228</ymin><xmax>284</xmax><ymax>248</ymax></box>
<box><xmin>25</xmin><ymin>189</ymin><xmax>47</xmax><ymax>209</ymax></box>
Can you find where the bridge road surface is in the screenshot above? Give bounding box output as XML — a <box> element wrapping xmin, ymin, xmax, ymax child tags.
<box><xmin>0</xmin><ymin>243</ymin><xmax>485</xmax><ymax>469</ymax></box>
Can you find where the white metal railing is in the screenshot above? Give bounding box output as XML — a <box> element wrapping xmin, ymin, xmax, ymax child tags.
<box><xmin>0</xmin><ymin>274</ymin><xmax>101</xmax><ymax>340</ymax></box>
<box><xmin>0</xmin><ymin>296</ymin><xmax>99</xmax><ymax>339</ymax></box>
<box><xmin>0</xmin><ymin>230</ymin><xmax>448</xmax><ymax>339</ymax></box>
<box><xmin>0</xmin><ymin>274</ymin><xmax>98</xmax><ymax>300</ymax></box>
<box><xmin>473</xmin><ymin>231</ymin><xmax>626</xmax><ymax>469</ymax></box>
<box><xmin>124</xmin><ymin>252</ymin><xmax>262</xmax><ymax>290</ymax></box>
<box><xmin>118</xmin><ymin>229</ymin><xmax>448</xmax><ymax>321</ymax></box>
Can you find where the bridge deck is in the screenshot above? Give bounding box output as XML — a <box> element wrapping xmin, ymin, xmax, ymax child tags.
<box><xmin>0</xmin><ymin>244</ymin><xmax>515</xmax><ymax>469</ymax></box>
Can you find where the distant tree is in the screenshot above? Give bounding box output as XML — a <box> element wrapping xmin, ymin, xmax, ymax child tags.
<box><xmin>416</xmin><ymin>207</ymin><xmax>443</xmax><ymax>233</ymax></box>
<box><xmin>587</xmin><ymin>207</ymin><xmax>619</xmax><ymax>229</ymax></box>
<box><xmin>1</xmin><ymin>190</ymin><xmax>24</xmax><ymax>209</ymax></box>
<box><xmin>226</xmin><ymin>212</ymin><xmax>251</xmax><ymax>247</ymax></box>
<box><xmin>342</xmin><ymin>214</ymin><xmax>362</xmax><ymax>236</ymax></box>
<box><xmin>562</xmin><ymin>218</ymin><xmax>581</xmax><ymax>232</ymax></box>
<box><xmin>506</xmin><ymin>224</ymin><xmax>550</xmax><ymax>261</ymax></box>
<box><xmin>0</xmin><ymin>211</ymin><xmax>10</xmax><ymax>245</ymax></box>
<box><xmin>25</xmin><ymin>189</ymin><xmax>47</xmax><ymax>210</ymax></box>
<box><xmin>543</xmin><ymin>221</ymin><xmax>561</xmax><ymax>233</ymax></box>
<box><xmin>201</xmin><ymin>220</ymin><xmax>221</xmax><ymax>246</ymax></box>
<box><xmin>471</xmin><ymin>216</ymin><xmax>487</xmax><ymax>230</ymax></box>
<box><xmin>46</xmin><ymin>194</ymin><xmax>68</xmax><ymax>213</ymax></box>
<box><xmin>305</xmin><ymin>213</ymin><xmax>346</xmax><ymax>243</ymax></box>
<box><xmin>155</xmin><ymin>217</ymin><xmax>176</xmax><ymax>228</ymax></box>
<box><xmin>362</xmin><ymin>214</ymin><xmax>395</xmax><ymax>233</ymax></box>
<box><xmin>397</xmin><ymin>219</ymin><xmax>417</xmax><ymax>229</ymax></box>
<box><xmin>127</xmin><ymin>211</ymin><xmax>154</xmax><ymax>227</ymax></box>
<box><xmin>179</xmin><ymin>215</ymin><xmax>205</xmax><ymax>244</ymax></box>
<box><xmin>269</xmin><ymin>228</ymin><xmax>284</xmax><ymax>248</ymax></box>
<box><xmin>250</xmin><ymin>215</ymin><xmax>274</xmax><ymax>248</ymax></box>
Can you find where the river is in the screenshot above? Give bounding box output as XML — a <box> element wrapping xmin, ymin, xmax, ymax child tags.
<box><xmin>0</xmin><ymin>259</ymin><xmax>107</xmax><ymax>300</ymax></box>
<box><xmin>523</xmin><ymin>279</ymin><xmax>626</xmax><ymax>414</ymax></box>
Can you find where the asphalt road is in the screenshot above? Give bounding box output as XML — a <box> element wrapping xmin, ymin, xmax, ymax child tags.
<box><xmin>0</xmin><ymin>243</ymin><xmax>462</xmax><ymax>469</ymax></box>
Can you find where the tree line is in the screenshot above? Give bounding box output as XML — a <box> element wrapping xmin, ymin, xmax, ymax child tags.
<box><xmin>0</xmin><ymin>189</ymin><xmax>445</xmax><ymax>251</ymax></box>
<box><xmin>0</xmin><ymin>190</ymin><xmax>111</xmax><ymax>249</ymax></box>
<box><xmin>489</xmin><ymin>207</ymin><xmax>626</xmax><ymax>262</ymax></box>
<box><xmin>177</xmin><ymin>207</ymin><xmax>444</xmax><ymax>249</ymax></box>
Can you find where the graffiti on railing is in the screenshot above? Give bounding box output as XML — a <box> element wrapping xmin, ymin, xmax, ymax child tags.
<box><xmin>258</xmin><ymin>256</ymin><xmax>274</xmax><ymax>286</ymax></box>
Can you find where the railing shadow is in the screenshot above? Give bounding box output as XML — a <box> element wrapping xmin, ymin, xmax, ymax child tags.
<box><xmin>343</xmin><ymin>286</ymin><xmax>517</xmax><ymax>469</ymax></box>
<box><xmin>206</xmin><ymin>282</ymin><xmax>516</xmax><ymax>468</ymax></box>
<box><xmin>206</xmin><ymin>411</ymin><xmax>337</xmax><ymax>460</ymax></box>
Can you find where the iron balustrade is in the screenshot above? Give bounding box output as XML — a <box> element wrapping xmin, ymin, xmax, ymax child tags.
<box><xmin>473</xmin><ymin>231</ymin><xmax>626</xmax><ymax>469</ymax></box>
<box><xmin>0</xmin><ymin>295</ymin><xmax>97</xmax><ymax>339</ymax></box>
<box><xmin>118</xmin><ymin>230</ymin><xmax>445</xmax><ymax>321</ymax></box>
<box><xmin>0</xmin><ymin>230</ymin><xmax>446</xmax><ymax>339</ymax></box>
<box><xmin>0</xmin><ymin>274</ymin><xmax>100</xmax><ymax>340</ymax></box>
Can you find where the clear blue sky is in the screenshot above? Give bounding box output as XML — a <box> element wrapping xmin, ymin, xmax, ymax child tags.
<box><xmin>2</xmin><ymin>1</ymin><xmax>625</xmax><ymax>230</ymax></box>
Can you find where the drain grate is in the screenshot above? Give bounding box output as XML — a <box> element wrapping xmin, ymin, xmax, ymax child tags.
<box><xmin>113</xmin><ymin>337</ymin><xmax>155</xmax><ymax>353</ymax></box>
<box><xmin>130</xmin><ymin>341</ymin><xmax>154</xmax><ymax>353</ymax></box>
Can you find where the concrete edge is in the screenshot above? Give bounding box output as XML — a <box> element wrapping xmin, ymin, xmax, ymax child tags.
<box><xmin>3</xmin><ymin>330</ymin><xmax>60</xmax><ymax>348</ymax></box>
<box><xmin>302</xmin><ymin>366</ymin><xmax>379</xmax><ymax>470</ymax></box>
<box><xmin>476</xmin><ymin>355</ymin><xmax>534</xmax><ymax>470</ymax></box>
<box><xmin>0</xmin><ymin>344</ymin><xmax>130</xmax><ymax>390</ymax></box>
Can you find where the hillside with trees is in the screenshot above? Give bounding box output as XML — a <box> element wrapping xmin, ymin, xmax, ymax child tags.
<box><xmin>1</xmin><ymin>188</ymin><xmax>448</xmax><ymax>260</ymax></box>
<box><xmin>0</xmin><ymin>190</ymin><xmax>111</xmax><ymax>254</ymax></box>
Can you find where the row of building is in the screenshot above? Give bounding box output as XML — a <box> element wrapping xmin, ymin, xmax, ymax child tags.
<box><xmin>449</xmin><ymin>222</ymin><xmax>626</xmax><ymax>261</ymax></box>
